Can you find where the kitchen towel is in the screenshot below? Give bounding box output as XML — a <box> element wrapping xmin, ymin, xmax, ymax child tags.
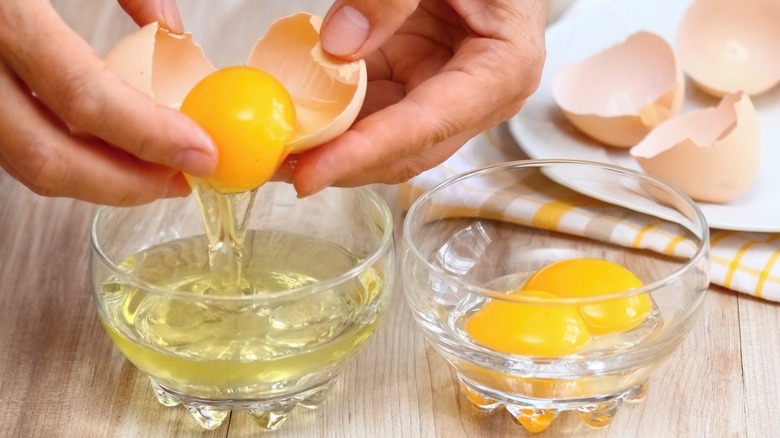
<box><xmin>400</xmin><ymin>127</ymin><xmax>780</xmax><ymax>302</ymax></box>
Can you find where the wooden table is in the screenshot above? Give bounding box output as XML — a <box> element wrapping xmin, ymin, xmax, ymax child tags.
<box><xmin>1</xmin><ymin>1</ymin><xmax>779</xmax><ymax>436</ymax></box>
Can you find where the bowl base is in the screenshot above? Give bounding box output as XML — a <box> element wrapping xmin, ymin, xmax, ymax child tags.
<box><xmin>148</xmin><ymin>377</ymin><xmax>339</xmax><ymax>430</ymax></box>
<box><xmin>458</xmin><ymin>377</ymin><xmax>649</xmax><ymax>433</ymax></box>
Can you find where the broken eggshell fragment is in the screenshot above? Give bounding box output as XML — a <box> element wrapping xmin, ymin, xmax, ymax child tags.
<box><xmin>677</xmin><ymin>0</ymin><xmax>780</xmax><ymax>97</ymax></box>
<box><xmin>103</xmin><ymin>13</ymin><xmax>367</xmax><ymax>152</ymax></box>
<box><xmin>552</xmin><ymin>31</ymin><xmax>684</xmax><ymax>148</ymax></box>
<box><xmin>103</xmin><ymin>23</ymin><xmax>215</xmax><ymax>108</ymax></box>
<box><xmin>247</xmin><ymin>13</ymin><xmax>367</xmax><ymax>151</ymax></box>
<box><xmin>630</xmin><ymin>92</ymin><xmax>761</xmax><ymax>204</ymax></box>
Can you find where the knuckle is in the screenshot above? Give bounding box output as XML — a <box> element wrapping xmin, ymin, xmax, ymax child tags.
<box><xmin>408</xmin><ymin>97</ymin><xmax>461</xmax><ymax>147</ymax></box>
<box><xmin>429</xmin><ymin>116</ymin><xmax>464</xmax><ymax>148</ymax></box>
<box><xmin>15</xmin><ymin>142</ymin><xmax>67</xmax><ymax>197</ymax></box>
<box><xmin>387</xmin><ymin>0</ymin><xmax>417</xmax><ymax>14</ymax></box>
<box><xmin>54</xmin><ymin>71</ymin><xmax>162</xmax><ymax>162</ymax></box>
<box><xmin>25</xmin><ymin>182</ymin><xmax>56</xmax><ymax>198</ymax></box>
<box><xmin>359</xmin><ymin>0</ymin><xmax>415</xmax><ymax>16</ymax></box>
<box><xmin>55</xmin><ymin>72</ymin><xmax>107</xmax><ymax>132</ymax></box>
<box><xmin>113</xmin><ymin>190</ymin><xmax>147</xmax><ymax>207</ymax></box>
<box><xmin>384</xmin><ymin>157</ymin><xmax>430</xmax><ymax>184</ymax></box>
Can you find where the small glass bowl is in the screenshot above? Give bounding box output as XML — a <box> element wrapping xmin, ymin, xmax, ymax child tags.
<box><xmin>90</xmin><ymin>183</ymin><xmax>395</xmax><ymax>431</ymax></box>
<box><xmin>401</xmin><ymin>160</ymin><xmax>709</xmax><ymax>433</ymax></box>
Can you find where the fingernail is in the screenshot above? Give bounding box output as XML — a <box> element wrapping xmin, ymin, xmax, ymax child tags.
<box><xmin>296</xmin><ymin>185</ymin><xmax>327</xmax><ymax>199</ymax></box>
<box><xmin>321</xmin><ymin>5</ymin><xmax>370</xmax><ymax>57</ymax></box>
<box><xmin>161</xmin><ymin>0</ymin><xmax>184</xmax><ymax>34</ymax></box>
<box><xmin>171</xmin><ymin>147</ymin><xmax>216</xmax><ymax>177</ymax></box>
<box><xmin>295</xmin><ymin>177</ymin><xmax>333</xmax><ymax>198</ymax></box>
<box><xmin>271</xmin><ymin>156</ymin><xmax>297</xmax><ymax>183</ymax></box>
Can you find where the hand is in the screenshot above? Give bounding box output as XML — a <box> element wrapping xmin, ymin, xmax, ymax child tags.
<box><xmin>0</xmin><ymin>0</ymin><xmax>216</xmax><ymax>206</ymax></box>
<box><xmin>288</xmin><ymin>0</ymin><xmax>546</xmax><ymax>196</ymax></box>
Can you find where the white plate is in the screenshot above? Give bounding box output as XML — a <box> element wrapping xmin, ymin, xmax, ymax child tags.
<box><xmin>508</xmin><ymin>0</ymin><xmax>780</xmax><ymax>232</ymax></box>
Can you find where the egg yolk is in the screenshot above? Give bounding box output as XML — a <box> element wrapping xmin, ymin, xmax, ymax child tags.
<box><xmin>180</xmin><ymin>66</ymin><xmax>296</xmax><ymax>193</ymax></box>
<box><xmin>465</xmin><ymin>290</ymin><xmax>591</xmax><ymax>357</ymax></box>
<box><xmin>522</xmin><ymin>258</ymin><xmax>651</xmax><ymax>336</ymax></box>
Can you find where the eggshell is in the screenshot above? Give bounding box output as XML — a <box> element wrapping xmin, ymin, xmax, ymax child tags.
<box><xmin>104</xmin><ymin>22</ymin><xmax>216</xmax><ymax>107</ymax></box>
<box><xmin>552</xmin><ymin>31</ymin><xmax>684</xmax><ymax>148</ymax></box>
<box><xmin>105</xmin><ymin>14</ymin><xmax>367</xmax><ymax>152</ymax></box>
<box><xmin>630</xmin><ymin>92</ymin><xmax>761</xmax><ymax>204</ymax></box>
<box><xmin>677</xmin><ymin>0</ymin><xmax>780</xmax><ymax>97</ymax></box>
<box><xmin>247</xmin><ymin>13</ymin><xmax>367</xmax><ymax>152</ymax></box>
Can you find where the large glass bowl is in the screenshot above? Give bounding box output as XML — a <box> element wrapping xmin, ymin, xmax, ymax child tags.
<box><xmin>402</xmin><ymin>160</ymin><xmax>709</xmax><ymax>433</ymax></box>
<box><xmin>90</xmin><ymin>182</ymin><xmax>395</xmax><ymax>431</ymax></box>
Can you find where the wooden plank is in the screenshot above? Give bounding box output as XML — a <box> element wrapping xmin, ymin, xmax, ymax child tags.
<box><xmin>739</xmin><ymin>294</ymin><xmax>780</xmax><ymax>437</ymax></box>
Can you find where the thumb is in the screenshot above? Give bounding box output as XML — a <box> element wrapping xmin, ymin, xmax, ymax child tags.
<box><xmin>117</xmin><ymin>0</ymin><xmax>184</xmax><ymax>34</ymax></box>
<box><xmin>320</xmin><ymin>0</ymin><xmax>420</xmax><ymax>60</ymax></box>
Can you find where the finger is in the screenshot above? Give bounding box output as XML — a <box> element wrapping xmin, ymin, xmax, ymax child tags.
<box><xmin>117</xmin><ymin>0</ymin><xmax>183</xmax><ymax>33</ymax></box>
<box><xmin>320</xmin><ymin>0</ymin><xmax>420</xmax><ymax>60</ymax></box>
<box><xmin>324</xmin><ymin>129</ymin><xmax>476</xmax><ymax>188</ymax></box>
<box><xmin>0</xmin><ymin>62</ymin><xmax>189</xmax><ymax>206</ymax></box>
<box><xmin>291</xmin><ymin>84</ymin><xmax>483</xmax><ymax>196</ymax></box>
<box><xmin>296</xmin><ymin>1</ymin><xmax>546</xmax><ymax>195</ymax></box>
<box><xmin>0</xmin><ymin>4</ymin><xmax>216</xmax><ymax>178</ymax></box>
<box><xmin>294</xmin><ymin>53</ymin><xmax>543</xmax><ymax>192</ymax></box>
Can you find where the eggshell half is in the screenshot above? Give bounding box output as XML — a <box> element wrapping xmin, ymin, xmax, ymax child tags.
<box><xmin>104</xmin><ymin>22</ymin><xmax>216</xmax><ymax>108</ymax></box>
<box><xmin>677</xmin><ymin>0</ymin><xmax>780</xmax><ymax>97</ymax></box>
<box><xmin>247</xmin><ymin>13</ymin><xmax>368</xmax><ymax>152</ymax></box>
<box><xmin>630</xmin><ymin>92</ymin><xmax>761</xmax><ymax>204</ymax></box>
<box><xmin>552</xmin><ymin>31</ymin><xmax>684</xmax><ymax>148</ymax></box>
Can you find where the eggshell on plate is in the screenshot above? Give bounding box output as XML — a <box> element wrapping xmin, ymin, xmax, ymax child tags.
<box><xmin>104</xmin><ymin>13</ymin><xmax>367</xmax><ymax>152</ymax></box>
<box><xmin>552</xmin><ymin>31</ymin><xmax>684</xmax><ymax>148</ymax></box>
<box><xmin>677</xmin><ymin>0</ymin><xmax>780</xmax><ymax>97</ymax></box>
<box><xmin>630</xmin><ymin>92</ymin><xmax>761</xmax><ymax>204</ymax></box>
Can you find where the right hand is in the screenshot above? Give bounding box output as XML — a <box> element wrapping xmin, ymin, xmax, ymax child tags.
<box><xmin>288</xmin><ymin>0</ymin><xmax>546</xmax><ymax>196</ymax></box>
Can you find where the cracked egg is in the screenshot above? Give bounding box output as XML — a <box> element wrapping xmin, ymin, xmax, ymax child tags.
<box><xmin>103</xmin><ymin>12</ymin><xmax>367</xmax><ymax>154</ymax></box>
<box><xmin>552</xmin><ymin>31</ymin><xmax>684</xmax><ymax>148</ymax></box>
<box><xmin>677</xmin><ymin>0</ymin><xmax>780</xmax><ymax>97</ymax></box>
<box><xmin>630</xmin><ymin>92</ymin><xmax>761</xmax><ymax>204</ymax></box>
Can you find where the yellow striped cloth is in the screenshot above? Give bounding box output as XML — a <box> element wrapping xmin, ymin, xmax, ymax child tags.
<box><xmin>399</xmin><ymin>127</ymin><xmax>780</xmax><ymax>302</ymax></box>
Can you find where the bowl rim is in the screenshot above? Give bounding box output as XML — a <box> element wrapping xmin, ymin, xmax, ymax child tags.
<box><xmin>402</xmin><ymin>158</ymin><xmax>710</xmax><ymax>306</ymax></box>
<box><xmin>90</xmin><ymin>184</ymin><xmax>395</xmax><ymax>302</ymax></box>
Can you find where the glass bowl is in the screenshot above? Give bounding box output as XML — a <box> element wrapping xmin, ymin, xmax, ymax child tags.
<box><xmin>401</xmin><ymin>160</ymin><xmax>709</xmax><ymax>433</ymax></box>
<box><xmin>90</xmin><ymin>182</ymin><xmax>395</xmax><ymax>431</ymax></box>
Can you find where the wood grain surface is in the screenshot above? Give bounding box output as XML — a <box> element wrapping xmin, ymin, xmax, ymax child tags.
<box><xmin>1</xmin><ymin>1</ymin><xmax>778</xmax><ymax>437</ymax></box>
